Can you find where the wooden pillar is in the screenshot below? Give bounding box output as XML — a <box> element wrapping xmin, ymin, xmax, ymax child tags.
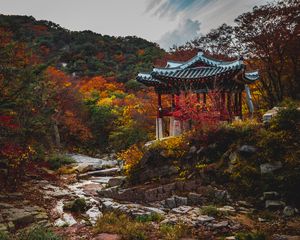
<box><xmin>156</xmin><ymin>93</ymin><xmax>163</xmax><ymax>139</ymax></box>
<box><xmin>227</xmin><ymin>92</ymin><xmax>232</xmax><ymax>119</ymax></box>
<box><xmin>203</xmin><ymin>93</ymin><xmax>207</xmax><ymax>104</ymax></box>
<box><xmin>196</xmin><ymin>93</ymin><xmax>200</xmax><ymax>102</ymax></box>
<box><xmin>221</xmin><ymin>92</ymin><xmax>226</xmax><ymax>113</ymax></box>
<box><xmin>171</xmin><ymin>94</ymin><xmax>175</xmax><ymax>110</ymax></box>
<box><xmin>234</xmin><ymin>93</ymin><xmax>238</xmax><ymax>116</ymax></box>
<box><xmin>239</xmin><ymin>92</ymin><xmax>243</xmax><ymax>119</ymax></box>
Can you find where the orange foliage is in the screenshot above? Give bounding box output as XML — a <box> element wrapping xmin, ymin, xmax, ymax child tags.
<box><xmin>137</xmin><ymin>49</ymin><xmax>145</xmax><ymax>56</ymax></box>
<box><xmin>62</xmin><ymin>111</ymin><xmax>92</xmax><ymax>141</ymax></box>
<box><xmin>79</xmin><ymin>76</ymin><xmax>124</xmax><ymax>96</ymax></box>
<box><xmin>114</xmin><ymin>53</ymin><xmax>125</xmax><ymax>62</ymax></box>
<box><xmin>118</xmin><ymin>144</ymin><xmax>143</xmax><ymax>175</ymax></box>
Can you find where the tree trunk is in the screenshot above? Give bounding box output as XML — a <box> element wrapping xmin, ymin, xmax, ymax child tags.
<box><xmin>53</xmin><ymin>121</ymin><xmax>61</xmax><ymax>148</ymax></box>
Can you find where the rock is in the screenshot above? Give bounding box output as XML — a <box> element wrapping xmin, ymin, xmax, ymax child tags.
<box><xmin>258</xmin><ymin>217</ymin><xmax>268</xmax><ymax>222</ymax></box>
<box><xmin>272</xmin><ymin>235</ymin><xmax>300</xmax><ymax>240</ymax></box>
<box><xmin>211</xmin><ymin>220</ymin><xmax>229</xmax><ymax>228</ymax></box>
<box><xmin>85</xmin><ymin>206</ymin><xmax>102</xmax><ymax>225</ymax></box>
<box><xmin>9</xmin><ymin>209</ymin><xmax>35</xmax><ymax>226</ymax></box>
<box><xmin>283</xmin><ymin>206</ymin><xmax>295</xmax><ymax>217</ymax></box>
<box><xmin>94</xmin><ymin>233</ymin><xmax>122</xmax><ymax>240</ymax></box>
<box><xmin>187</xmin><ymin>192</ymin><xmax>202</xmax><ymax>205</ymax></box>
<box><xmin>34</xmin><ymin>212</ymin><xmax>48</xmax><ymax>221</ymax></box>
<box><xmin>263</xmin><ymin>191</ymin><xmax>279</xmax><ymax>200</ymax></box>
<box><xmin>214</xmin><ymin>190</ymin><xmax>230</xmax><ymax>202</ymax></box>
<box><xmin>196</xmin><ymin>147</ymin><xmax>204</xmax><ymax>155</ymax></box>
<box><xmin>165</xmin><ymin>197</ymin><xmax>176</xmax><ymax>209</ymax></box>
<box><xmin>107</xmin><ymin>176</ymin><xmax>126</xmax><ymax>187</ymax></box>
<box><xmin>260</xmin><ymin>162</ymin><xmax>282</xmax><ymax>174</ymax></box>
<box><xmin>238</xmin><ymin>145</ymin><xmax>256</xmax><ymax>154</ymax></box>
<box><xmin>196</xmin><ymin>215</ymin><xmax>215</xmax><ymax>223</ymax></box>
<box><xmin>76</xmin><ymin>164</ymin><xmax>94</xmax><ymax>173</ymax></box>
<box><xmin>225</xmin><ymin>237</ymin><xmax>236</xmax><ymax>240</ymax></box>
<box><xmin>171</xmin><ymin>206</ymin><xmax>192</xmax><ymax>214</ymax></box>
<box><xmin>0</xmin><ymin>223</ymin><xmax>7</xmax><ymax>232</ymax></box>
<box><xmin>174</xmin><ymin>196</ymin><xmax>188</xmax><ymax>207</ymax></box>
<box><xmin>189</xmin><ymin>146</ymin><xmax>197</xmax><ymax>154</ymax></box>
<box><xmin>0</xmin><ymin>202</ymin><xmax>14</xmax><ymax>209</ymax></box>
<box><xmin>265</xmin><ymin>200</ymin><xmax>285</xmax><ymax>210</ymax></box>
<box><xmin>217</xmin><ymin>206</ymin><xmax>235</xmax><ymax>213</ymax></box>
<box><xmin>79</xmin><ymin>167</ymin><xmax>120</xmax><ymax>178</ymax></box>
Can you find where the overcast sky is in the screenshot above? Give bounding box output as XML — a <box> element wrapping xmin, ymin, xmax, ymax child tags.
<box><xmin>0</xmin><ymin>0</ymin><xmax>271</xmax><ymax>49</ymax></box>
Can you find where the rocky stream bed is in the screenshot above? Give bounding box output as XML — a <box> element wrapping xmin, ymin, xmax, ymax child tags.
<box><xmin>0</xmin><ymin>154</ymin><xmax>299</xmax><ymax>240</ymax></box>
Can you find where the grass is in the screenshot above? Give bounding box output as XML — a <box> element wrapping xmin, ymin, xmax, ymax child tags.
<box><xmin>201</xmin><ymin>205</ymin><xmax>223</xmax><ymax>217</ymax></box>
<box><xmin>1</xmin><ymin>227</ymin><xmax>63</xmax><ymax>240</ymax></box>
<box><xmin>95</xmin><ymin>212</ymin><xmax>149</xmax><ymax>240</ymax></box>
<box><xmin>47</xmin><ymin>153</ymin><xmax>75</xmax><ymax>170</ymax></box>
<box><xmin>159</xmin><ymin>223</ymin><xmax>189</xmax><ymax>240</ymax></box>
<box><xmin>135</xmin><ymin>213</ymin><xmax>164</xmax><ymax>223</ymax></box>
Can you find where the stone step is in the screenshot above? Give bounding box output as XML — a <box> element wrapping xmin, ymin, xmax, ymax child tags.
<box><xmin>79</xmin><ymin>167</ymin><xmax>121</xmax><ymax>179</ymax></box>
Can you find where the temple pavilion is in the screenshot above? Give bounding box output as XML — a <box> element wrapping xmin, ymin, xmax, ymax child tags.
<box><xmin>136</xmin><ymin>51</ymin><xmax>259</xmax><ymax>139</ymax></box>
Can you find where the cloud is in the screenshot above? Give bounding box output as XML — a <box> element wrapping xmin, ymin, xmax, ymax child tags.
<box><xmin>146</xmin><ymin>0</ymin><xmax>211</xmax><ymax>19</ymax></box>
<box><xmin>158</xmin><ymin>18</ymin><xmax>201</xmax><ymax>49</ymax></box>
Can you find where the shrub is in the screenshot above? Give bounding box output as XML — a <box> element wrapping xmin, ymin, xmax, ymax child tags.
<box><xmin>271</xmin><ymin>106</ymin><xmax>300</xmax><ymax>133</ymax></box>
<box><xmin>135</xmin><ymin>213</ymin><xmax>163</xmax><ymax>223</ymax></box>
<box><xmin>148</xmin><ymin>136</ymin><xmax>188</xmax><ymax>159</ymax></box>
<box><xmin>159</xmin><ymin>223</ymin><xmax>188</xmax><ymax>240</ymax></box>
<box><xmin>18</xmin><ymin>227</ymin><xmax>62</xmax><ymax>240</ymax></box>
<box><xmin>47</xmin><ymin>153</ymin><xmax>75</xmax><ymax>170</ymax></box>
<box><xmin>200</xmin><ymin>205</ymin><xmax>222</xmax><ymax>217</ymax></box>
<box><xmin>95</xmin><ymin>212</ymin><xmax>148</xmax><ymax>240</ymax></box>
<box><xmin>118</xmin><ymin>144</ymin><xmax>144</xmax><ymax>175</ymax></box>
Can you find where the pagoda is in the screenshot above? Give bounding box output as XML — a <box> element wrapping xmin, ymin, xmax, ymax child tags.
<box><xmin>136</xmin><ymin>52</ymin><xmax>259</xmax><ymax>139</ymax></box>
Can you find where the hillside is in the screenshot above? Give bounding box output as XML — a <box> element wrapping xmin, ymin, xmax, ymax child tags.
<box><xmin>0</xmin><ymin>14</ymin><xmax>165</xmax><ymax>81</ymax></box>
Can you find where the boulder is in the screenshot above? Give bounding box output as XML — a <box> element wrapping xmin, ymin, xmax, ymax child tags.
<box><xmin>238</xmin><ymin>145</ymin><xmax>257</xmax><ymax>154</ymax></box>
<box><xmin>260</xmin><ymin>162</ymin><xmax>282</xmax><ymax>174</ymax></box>
<box><xmin>265</xmin><ymin>200</ymin><xmax>285</xmax><ymax>210</ymax></box>
<box><xmin>165</xmin><ymin>197</ymin><xmax>176</xmax><ymax>209</ymax></box>
<box><xmin>263</xmin><ymin>191</ymin><xmax>279</xmax><ymax>200</ymax></box>
<box><xmin>272</xmin><ymin>235</ymin><xmax>300</xmax><ymax>240</ymax></box>
<box><xmin>107</xmin><ymin>176</ymin><xmax>126</xmax><ymax>187</ymax></box>
<box><xmin>211</xmin><ymin>220</ymin><xmax>229</xmax><ymax>228</ymax></box>
<box><xmin>187</xmin><ymin>192</ymin><xmax>203</xmax><ymax>205</ymax></box>
<box><xmin>9</xmin><ymin>209</ymin><xmax>35</xmax><ymax>226</ymax></box>
<box><xmin>283</xmin><ymin>206</ymin><xmax>295</xmax><ymax>217</ymax></box>
<box><xmin>174</xmin><ymin>196</ymin><xmax>188</xmax><ymax>206</ymax></box>
<box><xmin>196</xmin><ymin>215</ymin><xmax>215</xmax><ymax>223</ymax></box>
<box><xmin>189</xmin><ymin>146</ymin><xmax>197</xmax><ymax>154</ymax></box>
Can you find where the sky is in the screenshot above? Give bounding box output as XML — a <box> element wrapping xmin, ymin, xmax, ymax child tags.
<box><xmin>0</xmin><ymin>0</ymin><xmax>271</xmax><ymax>49</ymax></box>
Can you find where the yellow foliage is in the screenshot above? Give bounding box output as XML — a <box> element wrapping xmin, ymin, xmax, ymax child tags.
<box><xmin>97</xmin><ymin>97</ymin><xmax>114</xmax><ymax>106</ymax></box>
<box><xmin>149</xmin><ymin>136</ymin><xmax>188</xmax><ymax>158</ymax></box>
<box><xmin>118</xmin><ymin>144</ymin><xmax>143</xmax><ymax>175</ymax></box>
